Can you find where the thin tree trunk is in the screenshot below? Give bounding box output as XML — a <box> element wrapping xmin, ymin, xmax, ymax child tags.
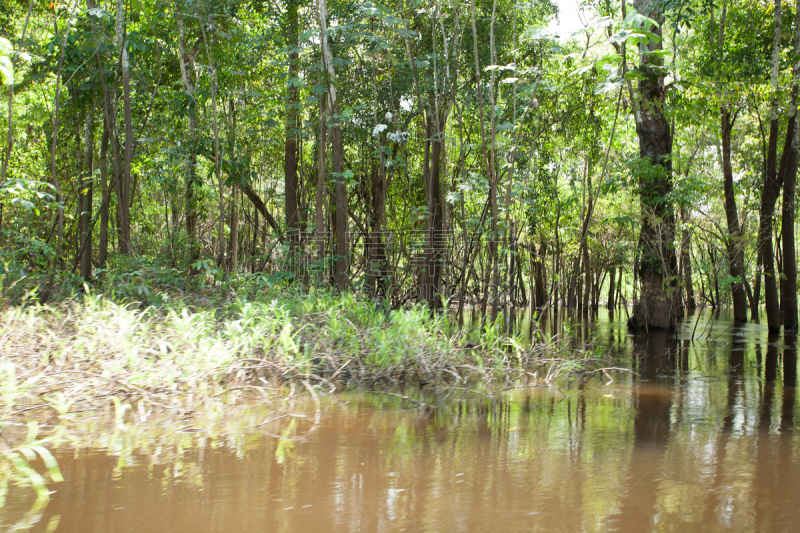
<box><xmin>284</xmin><ymin>0</ymin><xmax>300</xmax><ymax>252</ymax></box>
<box><xmin>98</xmin><ymin>109</ymin><xmax>110</xmax><ymax>267</ymax></box>
<box><xmin>316</xmin><ymin>77</ymin><xmax>327</xmax><ymax>263</ymax></box>
<box><xmin>44</xmin><ymin>0</ymin><xmax>80</xmax><ymax>300</ymax></box>
<box><xmin>318</xmin><ymin>0</ymin><xmax>348</xmax><ymax>290</ymax></box>
<box><xmin>80</xmin><ymin>103</ymin><xmax>95</xmax><ymax>278</ymax></box>
<box><xmin>721</xmin><ymin>107</ymin><xmax>747</xmax><ymax>321</ymax></box>
<box><xmin>117</xmin><ymin>0</ymin><xmax>132</xmax><ymax>254</ymax></box>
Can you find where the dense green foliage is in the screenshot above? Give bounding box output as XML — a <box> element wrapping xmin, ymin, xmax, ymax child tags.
<box><xmin>0</xmin><ymin>0</ymin><xmax>799</xmax><ymax>324</ymax></box>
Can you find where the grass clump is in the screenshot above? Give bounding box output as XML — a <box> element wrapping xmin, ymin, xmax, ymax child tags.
<box><xmin>0</xmin><ymin>289</ymin><xmax>536</xmax><ymax>418</ymax></box>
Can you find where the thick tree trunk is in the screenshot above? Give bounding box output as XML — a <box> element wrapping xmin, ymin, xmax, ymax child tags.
<box><xmin>721</xmin><ymin>108</ymin><xmax>748</xmax><ymax>322</ymax></box>
<box><xmin>608</xmin><ymin>266</ymin><xmax>617</xmax><ymax>311</ymax></box>
<box><xmin>419</xmin><ymin>112</ymin><xmax>446</xmax><ymax>307</ymax></box>
<box><xmin>782</xmin><ymin>6</ymin><xmax>800</xmax><ymax>331</ymax></box>
<box><xmin>759</xmin><ymin>0</ymin><xmax>785</xmax><ymax>333</ymax></box>
<box><xmin>629</xmin><ymin>0</ymin><xmax>677</xmax><ymax>331</ymax></box>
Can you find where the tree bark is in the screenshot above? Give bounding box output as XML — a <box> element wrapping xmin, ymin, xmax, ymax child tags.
<box><xmin>284</xmin><ymin>0</ymin><xmax>300</xmax><ymax>251</ymax></box>
<box><xmin>679</xmin><ymin>206</ymin><xmax>695</xmax><ymax>310</ymax></box>
<box><xmin>318</xmin><ymin>0</ymin><xmax>348</xmax><ymax>291</ymax></box>
<box><xmin>98</xmin><ymin>109</ymin><xmax>110</xmax><ymax>268</ymax></box>
<box><xmin>118</xmin><ymin>0</ymin><xmax>132</xmax><ymax>254</ymax></box>
<box><xmin>629</xmin><ymin>0</ymin><xmax>677</xmax><ymax>331</ymax></box>
<box><xmin>419</xmin><ymin>110</ymin><xmax>446</xmax><ymax>307</ymax></box>
<box><xmin>759</xmin><ymin>0</ymin><xmax>786</xmax><ymax>333</ymax></box>
<box><xmin>782</xmin><ymin>5</ymin><xmax>800</xmax><ymax>331</ymax></box>
<box><xmin>79</xmin><ymin>103</ymin><xmax>95</xmax><ymax>279</ymax></box>
<box><xmin>177</xmin><ymin>13</ymin><xmax>201</xmax><ymax>268</ymax></box>
<box><xmin>721</xmin><ymin>108</ymin><xmax>748</xmax><ymax>322</ymax></box>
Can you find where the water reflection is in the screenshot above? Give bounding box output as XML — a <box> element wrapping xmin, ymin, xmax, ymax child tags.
<box><xmin>2</xmin><ymin>310</ymin><xmax>800</xmax><ymax>532</ymax></box>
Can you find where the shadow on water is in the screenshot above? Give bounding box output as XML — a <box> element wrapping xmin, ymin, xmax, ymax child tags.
<box><xmin>3</xmin><ymin>309</ymin><xmax>800</xmax><ymax>532</ymax></box>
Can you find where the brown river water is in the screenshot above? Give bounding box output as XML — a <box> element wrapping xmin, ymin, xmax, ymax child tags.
<box><xmin>2</xmin><ymin>309</ymin><xmax>800</xmax><ymax>532</ymax></box>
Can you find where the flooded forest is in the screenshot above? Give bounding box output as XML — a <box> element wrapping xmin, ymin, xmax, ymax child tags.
<box><xmin>2</xmin><ymin>0</ymin><xmax>800</xmax><ymax>531</ymax></box>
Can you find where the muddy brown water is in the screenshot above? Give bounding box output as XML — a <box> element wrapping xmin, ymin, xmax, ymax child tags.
<box><xmin>3</xmin><ymin>309</ymin><xmax>800</xmax><ymax>532</ymax></box>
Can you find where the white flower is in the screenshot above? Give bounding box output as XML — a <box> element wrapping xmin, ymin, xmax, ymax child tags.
<box><xmin>400</xmin><ymin>97</ymin><xmax>413</xmax><ymax>112</ymax></box>
<box><xmin>385</xmin><ymin>111</ymin><xmax>393</xmax><ymax>121</ymax></box>
<box><xmin>387</xmin><ymin>131</ymin><xmax>410</xmax><ymax>144</ymax></box>
<box><xmin>372</xmin><ymin>124</ymin><xmax>388</xmax><ymax>137</ymax></box>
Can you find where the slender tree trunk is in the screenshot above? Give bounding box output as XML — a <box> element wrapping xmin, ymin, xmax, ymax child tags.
<box><xmin>629</xmin><ymin>0</ymin><xmax>677</xmax><ymax>331</ymax></box>
<box><xmin>721</xmin><ymin>108</ymin><xmax>747</xmax><ymax>322</ymax></box>
<box><xmin>316</xmin><ymin>79</ymin><xmax>327</xmax><ymax>263</ymax></box>
<box><xmin>117</xmin><ymin>0</ymin><xmax>132</xmax><ymax>254</ymax></box>
<box><xmin>79</xmin><ymin>103</ymin><xmax>95</xmax><ymax>278</ymax></box>
<box><xmin>284</xmin><ymin>0</ymin><xmax>300</xmax><ymax>252</ymax></box>
<box><xmin>98</xmin><ymin>110</ymin><xmax>110</xmax><ymax>267</ymax></box>
<box><xmin>44</xmin><ymin>0</ymin><xmax>80</xmax><ymax>299</ymax></box>
<box><xmin>229</xmin><ymin>99</ymin><xmax>239</xmax><ymax>272</ymax></box>
<box><xmin>177</xmin><ymin>15</ymin><xmax>201</xmax><ymax>267</ymax></box>
<box><xmin>679</xmin><ymin>206</ymin><xmax>696</xmax><ymax>310</ymax></box>
<box><xmin>318</xmin><ymin>0</ymin><xmax>348</xmax><ymax>290</ymax></box>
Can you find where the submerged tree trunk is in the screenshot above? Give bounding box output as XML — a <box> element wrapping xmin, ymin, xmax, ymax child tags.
<box><xmin>680</xmin><ymin>206</ymin><xmax>696</xmax><ymax>310</ymax></box>
<box><xmin>782</xmin><ymin>6</ymin><xmax>800</xmax><ymax>331</ymax></box>
<box><xmin>721</xmin><ymin>107</ymin><xmax>748</xmax><ymax>322</ymax></box>
<box><xmin>629</xmin><ymin>0</ymin><xmax>677</xmax><ymax>331</ymax></box>
<box><xmin>759</xmin><ymin>0</ymin><xmax>786</xmax><ymax>333</ymax></box>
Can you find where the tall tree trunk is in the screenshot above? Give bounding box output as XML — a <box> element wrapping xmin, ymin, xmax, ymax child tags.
<box><xmin>316</xmin><ymin>78</ymin><xmax>327</xmax><ymax>264</ymax></box>
<box><xmin>419</xmin><ymin>110</ymin><xmax>446</xmax><ymax>307</ymax></box>
<box><xmin>721</xmin><ymin>107</ymin><xmax>747</xmax><ymax>322</ymax></box>
<box><xmin>98</xmin><ymin>110</ymin><xmax>110</xmax><ymax>267</ymax></box>
<box><xmin>716</xmin><ymin>6</ymin><xmax>747</xmax><ymax>322</ymax></box>
<box><xmin>229</xmin><ymin>99</ymin><xmax>239</xmax><ymax>272</ymax></box>
<box><xmin>629</xmin><ymin>0</ymin><xmax>677</xmax><ymax>331</ymax></box>
<box><xmin>284</xmin><ymin>0</ymin><xmax>300</xmax><ymax>252</ymax></box>
<box><xmin>44</xmin><ymin>0</ymin><xmax>80</xmax><ymax>300</ymax></box>
<box><xmin>177</xmin><ymin>15</ymin><xmax>201</xmax><ymax>267</ymax></box>
<box><xmin>760</xmin><ymin>0</ymin><xmax>786</xmax><ymax>333</ymax></box>
<box><xmin>117</xmin><ymin>0</ymin><xmax>132</xmax><ymax>254</ymax></box>
<box><xmin>470</xmin><ymin>0</ymin><xmax>497</xmax><ymax>319</ymax></box>
<box><xmin>318</xmin><ymin>0</ymin><xmax>348</xmax><ymax>290</ymax></box>
<box><xmin>79</xmin><ymin>104</ymin><xmax>95</xmax><ymax>279</ymax></box>
<box><xmin>782</xmin><ymin>6</ymin><xmax>800</xmax><ymax>331</ymax></box>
